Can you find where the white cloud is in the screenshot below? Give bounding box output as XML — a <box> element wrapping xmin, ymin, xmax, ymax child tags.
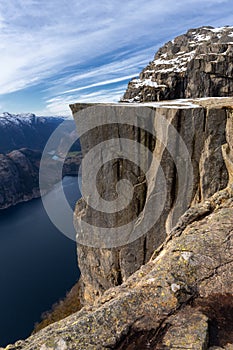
<box><xmin>46</xmin><ymin>47</ymin><xmax>156</xmax><ymax>89</ymax></box>
<box><xmin>61</xmin><ymin>74</ymin><xmax>139</xmax><ymax>94</ymax></box>
<box><xmin>44</xmin><ymin>85</ymin><xmax>126</xmax><ymax>116</ymax></box>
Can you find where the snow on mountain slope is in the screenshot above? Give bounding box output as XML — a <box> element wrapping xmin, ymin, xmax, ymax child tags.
<box><xmin>122</xmin><ymin>26</ymin><xmax>233</xmax><ymax>102</ymax></box>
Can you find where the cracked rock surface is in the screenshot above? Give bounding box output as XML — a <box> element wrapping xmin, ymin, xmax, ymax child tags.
<box><xmin>122</xmin><ymin>26</ymin><xmax>233</xmax><ymax>102</ymax></box>
<box><xmin>4</xmin><ymin>97</ymin><xmax>233</xmax><ymax>349</ymax></box>
<box><xmin>71</xmin><ymin>100</ymin><xmax>232</xmax><ymax>303</ymax></box>
<box><xmin>3</xmin><ymin>186</ymin><xmax>233</xmax><ymax>349</ymax></box>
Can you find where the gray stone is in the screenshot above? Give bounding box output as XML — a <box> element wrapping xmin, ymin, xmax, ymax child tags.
<box><xmin>4</xmin><ymin>185</ymin><xmax>233</xmax><ymax>349</ymax></box>
<box><xmin>122</xmin><ymin>26</ymin><xmax>233</xmax><ymax>102</ymax></box>
<box><xmin>70</xmin><ymin>99</ymin><xmax>232</xmax><ymax>303</ymax></box>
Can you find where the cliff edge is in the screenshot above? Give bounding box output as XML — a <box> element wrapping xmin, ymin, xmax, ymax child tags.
<box><xmin>71</xmin><ymin>98</ymin><xmax>231</xmax><ymax>304</ymax></box>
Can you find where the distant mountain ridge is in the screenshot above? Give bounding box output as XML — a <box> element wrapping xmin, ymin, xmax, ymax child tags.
<box><xmin>122</xmin><ymin>25</ymin><xmax>233</xmax><ymax>102</ymax></box>
<box><xmin>0</xmin><ymin>147</ymin><xmax>81</xmax><ymax>210</ymax></box>
<box><xmin>0</xmin><ymin>148</ymin><xmax>41</xmax><ymax>209</ymax></box>
<box><xmin>0</xmin><ymin>113</ymin><xmax>81</xmax><ymax>209</ymax></box>
<box><xmin>0</xmin><ymin>112</ymin><xmax>65</xmax><ymax>153</ymax></box>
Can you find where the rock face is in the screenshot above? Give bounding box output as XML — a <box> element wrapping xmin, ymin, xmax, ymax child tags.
<box><xmin>4</xmin><ymin>186</ymin><xmax>233</xmax><ymax>349</ymax></box>
<box><xmin>122</xmin><ymin>26</ymin><xmax>233</xmax><ymax>102</ymax></box>
<box><xmin>3</xmin><ymin>97</ymin><xmax>233</xmax><ymax>350</ymax></box>
<box><xmin>70</xmin><ymin>98</ymin><xmax>231</xmax><ymax>304</ymax></box>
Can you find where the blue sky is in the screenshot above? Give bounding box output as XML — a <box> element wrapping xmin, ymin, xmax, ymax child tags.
<box><xmin>0</xmin><ymin>0</ymin><xmax>233</xmax><ymax>116</ymax></box>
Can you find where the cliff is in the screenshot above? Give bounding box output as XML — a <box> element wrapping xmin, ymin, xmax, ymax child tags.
<box><xmin>70</xmin><ymin>98</ymin><xmax>231</xmax><ymax>304</ymax></box>
<box><xmin>3</xmin><ymin>97</ymin><xmax>233</xmax><ymax>348</ymax></box>
<box><xmin>3</xmin><ymin>26</ymin><xmax>233</xmax><ymax>349</ymax></box>
<box><xmin>122</xmin><ymin>26</ymin><xmax>233</xmax><ymax>102</ymax></box>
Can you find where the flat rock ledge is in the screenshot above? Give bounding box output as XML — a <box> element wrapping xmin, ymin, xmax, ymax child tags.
<box><xmin>3</xmin><ymin>185</ymin><xmax>233</xmax><ymax>349</ymax></box>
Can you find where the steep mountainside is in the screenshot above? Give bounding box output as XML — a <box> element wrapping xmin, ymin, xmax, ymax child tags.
<box><xmin>0</xmin><ymin>149</ymin><xmax>41</xmax><ymax>209</ymax></box>
<box><xmin>70</xmin><ymin>99</ymin><xmax>230</xmax><ymax>304</ymax></box>
<box><xmin>122</xmin><ymin>26</ymin><xmax>233</xmax><ymax>102</ymax></box>
<box><xmin>4</xmin><ymin>97</ymin><xmax>233</xmax><ymax>349</ymax></box>
<box><xmin>0</xmin><ymin>113</ymin><xmax>82</xmax><ymax>209</ymax></box>
<box><xmin>0</xmin><ymin>148</ymin><xmax>81</xmax><ymax>210</ymax></box>
<box><xmin>3</xmin><ymin>26</ymin><xmax>233</xmax><ymax>349</ymax></box>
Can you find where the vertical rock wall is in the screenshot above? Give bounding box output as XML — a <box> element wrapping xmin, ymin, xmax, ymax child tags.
<box><xmin>70</xmin><ymin>101</ymin><xmax>229</xmax><ymax>303</ymax></box>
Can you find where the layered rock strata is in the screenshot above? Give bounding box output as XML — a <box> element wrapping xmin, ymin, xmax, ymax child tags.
<box><xmin>122</xmin><ymin>26</ymin><xmax>233</xmax><ymax>102</ymax></box>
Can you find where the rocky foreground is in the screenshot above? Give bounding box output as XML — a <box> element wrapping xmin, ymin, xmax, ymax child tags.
<box><xmin>3</xmin><ymin>181</ymin><xmax>233</xmax><ymax>349</ymax></box>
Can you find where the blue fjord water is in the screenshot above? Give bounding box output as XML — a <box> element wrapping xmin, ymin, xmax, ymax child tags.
<box><xmin>0</xmin><ymin>176</ymin><xmax>81</xmax><ymax>347</ymax></box>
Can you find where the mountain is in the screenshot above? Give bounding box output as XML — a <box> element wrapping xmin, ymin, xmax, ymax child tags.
<box><xmin>0</xmin><ymin>113</ymin><xmax>66</xmax><ymax>153</ymax></box>
<box><xmin>0</xmin><ymin>113</ymin><xmax>81</xmax><ymax>155</ymax></box>
<box><xmin>0</xmin><ymin>148</ymin><xmax>81</xmax><ymax>210</ymax></box>
<box><xmin>0</xmin><ymin>149</ymin><xmax>41</xmax><ymax>209</ymax></box>
<box><xmin>4</xmin><ymin>27</ymin><xmax>233</xmax><ymax>349</ymax></box>
<box><xmin>122</xmin><ymin>26</ymin><xmax>233</xmax><ymax>102</ymax></box>
<box><xmin>0</xmin><ymin>113</ymin><xmax>82</xmax><ymax>209</ymax></box>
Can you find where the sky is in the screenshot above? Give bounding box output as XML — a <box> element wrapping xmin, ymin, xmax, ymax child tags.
<box><xmin>0</xmin><ymin>0</ymin><xmax>233</xmax><ymax>116</ymax></box>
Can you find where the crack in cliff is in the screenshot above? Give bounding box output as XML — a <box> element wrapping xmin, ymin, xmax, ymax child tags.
<box><xmin>197</xmin><ymin>258</ymin><xmax>233</xmax><ymax>285</ymax></box>
<box><xmin>203</xmin><ymin>108</ymin><xmax>207</xmax><ymax>132</ymax></box>
<box><xmin>114</xmin><ymin>317</ymin><xmax>172</xmax><ymax>350</ymax></box>
<box><xmin>116</xmin><ymin>250</ymin><xmax>123</xmax><ymax>286</ymax></box>
<box><xmin>142</xmin><ymin>236</ymin><xmax>147</xmax><ymax>265</ymax></box>
<box><xmin>150</xmin><ymin>185</ymin><xmax>233</xmax><ymax>262</ymax></box>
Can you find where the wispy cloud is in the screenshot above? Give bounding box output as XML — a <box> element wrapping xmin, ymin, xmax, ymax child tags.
<box><xmin>45</xmin><ymin>86</ymin><xmax>126</xmax><ymax>115</ymax></box>
<box><xmin>0</xmin><ymin>0</ymin><xmax>233</xmax><ymax>114</ymax></box>
<box><xmin>61</xmin><ymin>75</ymin><xmax>138</xmax><ymax>94</ymax></box>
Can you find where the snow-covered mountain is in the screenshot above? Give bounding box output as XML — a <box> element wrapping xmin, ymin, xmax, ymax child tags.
<box><xmin>0</xmin><ymin>113</ymin><xmax>71</xmax><ymax>153</ymax></box>
<box><xmin>122</xmin><ymin>26</ymin><xmax>233</xmax><ymax>102</ymax></box>
<box><xmin>0</xmin><ymin>113</ymin><xmax>82</xmax><ymax>209</ymax></box>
